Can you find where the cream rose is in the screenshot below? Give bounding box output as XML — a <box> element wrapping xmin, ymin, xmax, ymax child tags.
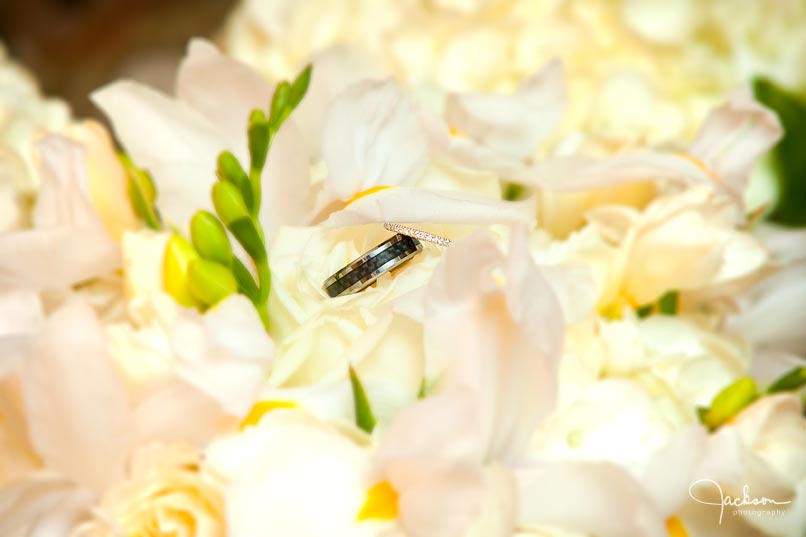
<box><xmin>78</xmin><ymin>444</ymin><xmax>225</xmax><ymax>537</ymax></box>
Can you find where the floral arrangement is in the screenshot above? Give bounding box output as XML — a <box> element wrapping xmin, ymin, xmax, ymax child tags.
<box><xmin>1</xmin><ymin>2</ymin><xmax>805</xmax><ymax>536</ymax></box>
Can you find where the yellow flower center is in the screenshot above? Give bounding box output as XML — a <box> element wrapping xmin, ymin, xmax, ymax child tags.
<box><xmin>357</xmin><ymin>480</ymin><xmax>399</xmax><ymax>521</ymax></box>
<box><xmin>666</xmin><ymin>516</ymin><xmax>688</xmax><ymax>537</ymax></box>
<box><xmin>345</xmin><ymin>185</ymin><xmax>394</xmax><ymax>206</ymax></box>
<box><xmin>239</xmin><ymin>400</ymin><xmax>298</xmax><ymax>430</ymax></box>
<box><xmin>449</xmin><ymin>126</ymin><xmax>464</xmax><ymax>137</ymax></box>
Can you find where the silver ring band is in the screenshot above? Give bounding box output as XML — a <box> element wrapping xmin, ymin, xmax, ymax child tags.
<box><xmin>323</xmin><ymin>234</ymin><xmax>423</xmax><ymax>298</ymax></box>
<box><xmin>383</xmin><ymin>223</ymin><xmax>451</xmax><ymax>247</ymax></box>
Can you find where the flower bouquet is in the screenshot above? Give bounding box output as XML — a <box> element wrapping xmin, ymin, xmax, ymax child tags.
<box><xmin>1</xmin><ymin>1</ymin><xmax>805</xmax><ymax>536</ymax></box>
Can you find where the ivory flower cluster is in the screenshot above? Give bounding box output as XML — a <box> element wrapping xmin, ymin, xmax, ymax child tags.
<box><xmin>222</xmin><ymin>0</ymin><xmax>806</xmax><ymax>145</ymax></box>
<box><xmin>0</xmin><ymin>24</ymin><xmax>805</xmax><ymax>537</ymax></box>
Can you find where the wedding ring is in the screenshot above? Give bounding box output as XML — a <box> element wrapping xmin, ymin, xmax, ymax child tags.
<box><xmin>323</xmin><ymin>234</ymin><xmax>423</xmax><ymax>298</ymax></box>
<box><xmin>383</xmin><ymin>223</ymin><xmax>451</xmax><ymax>247</ymax></box>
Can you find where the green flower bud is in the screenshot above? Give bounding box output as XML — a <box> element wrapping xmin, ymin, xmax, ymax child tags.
<box><xmin>248</xmin><ymin>109</ymin><xmax>270</xmax><ymax>174</ymax></box>
<box><xmin>701</xmin><ymin>377</ymin><xmax>758</xmax><ymax>431</ymax></box>
<box><xmin>190</xmin><ymin>210</ymin><xmax>232</xmax><ymax>265</ymax></box>
<box><xmin>163</xmin><ymin>234</ymin><xmax>201</xmax><ymax>307</ymax></box>
<box><xmin>212</xmin><ymin>181</ymin><xmax>249</xmax><ymax>226</ymax></box>
<box><xmin>187</xmin><ymin>258</ymin><xmax>238</xmax><ymax>307</ymax></box>
<box><xmin>270</xmin><ymin>81</ymin><xmax>291</xmax><ymax>124</ymax></box>
<box><xmin>767</xmin><ymin>367</ymin><xmax>806</xmax><ymax>393</ymax></box>
<box><xmin>217</xmin><ymin>151</ymin><xmax>255</xmax><ymax>214</ymax></box>
<box><xmin>289</xmin><ymin>64</ymin><xmax>312</xmax><ymax>108</ymax></box>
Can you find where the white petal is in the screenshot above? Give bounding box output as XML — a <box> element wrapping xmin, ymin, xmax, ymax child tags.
<box><xmin>322</xmin><ymin>79</ymin><xmax>428</xmax><ymax>201</ymax></box>
<box><xmin>444</xmin><ymin>59</ymin><xmax>565</xmax><ymax>159</ymax></box>
<box><xmin>206</xmin><ymin>410</ymin><xmax>371</xmax><ymax>537</ymax></box>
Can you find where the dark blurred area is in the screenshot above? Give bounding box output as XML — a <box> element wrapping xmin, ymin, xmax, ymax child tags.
<box><xmin>0</xmin><ymin>0</ymin><xmax>235</xmax><ymax>118</ymax></box>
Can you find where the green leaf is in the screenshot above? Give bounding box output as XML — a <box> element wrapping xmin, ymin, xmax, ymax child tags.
<box><xmin>228</xmin><ymin>217</ymin><xmax>267</xmax><ymax>263</ymax></box>
<box><xmin>212</xmin><ymin>181</ymin><xmax>250</xmax><ymax>226</ymax></box>
<box><xmin>349</xmin><ymin>365</ymin><xmax>377</xmax><ymax>434</ymax></box>
<box><xmin>657</xmin><ymin>291</ymin><xmax>679</xmax><ymax>315</ymax></box>
<box><xmin>190</xmin><ymin>210</ymin><xmax>232</xmax><ymax>265</ymax></box>
<box><xmin>635</xmin><ymin>304</ymin><xmax>653</xmax><ymax>318</ymax></box>
<box><xmin>767</xmin><ymin>367</ymin><xmax>806</xmax><ymax>394</ymax></box>
<box><xmin>753</xmin><ymin>79</ymin><xmax>806</xmax><ymax>227</ymax></box>
<box><xmin>700</xmin><ymin>377</ymin><xmax>758</xmax><ymax>431</ymax></box>
<box><xmin>187</xmin><ymin>258</ymin><xmax>238</xmax><ymax>307</ymax></box>
<box><xmin>231</xmin><ymin>257</ymin><xmax>260</xmax><ymax>303</ymax></box>
<box><xmin>216</xmin><ymin>151</ymin><xmax>254</xmax><ymax>213</ymax></box>
<box><xmin>289</xmin><ymin>64</ymin><xmax>313</xmax><ymax>109</ymax></box>
<box><xmin>417</xmin><ymin>378</ymin><xmax>427</xmax><ymax>399</ymax></box>
<box><xmin>248</xmin><ymin>109</ymin><xmax>270</xmax><ymax>175</ymax></box>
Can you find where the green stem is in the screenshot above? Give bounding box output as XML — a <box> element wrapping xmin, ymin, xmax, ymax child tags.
<box><xmin>255</xmin><ymin>254</ymin><xmax>271</xmax><ymax>332</ymax></box>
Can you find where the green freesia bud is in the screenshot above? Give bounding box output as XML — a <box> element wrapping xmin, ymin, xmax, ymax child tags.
<box><xmin>701</xmin><ymin>377</ymin><xmax>758</xmax><ymax>431</ymax></box>
<box><xmin>270</xmin><ymin>81</ymin><xmax>291</xmax><ymax>125</ymax></box>
<box><xmin>190</xmin><ymin>210</ymin><xmax>232</xmax><ymax>265</ymax></box>
<box><xmin>289</xmin><ymin>64</ymin><xmax>312</xmax><ymax>108</ymax></box>
<box><xmin>248</xmin><ymin>109</ymin><xmax>270</xmax><ymax>174</ymax></box>
<box><xmin>216</xmin><ymin>151</ymin><xmax>254</xmax><ymax>211</ymax></box>
<box><xmin>228</xmin><ymin>217</ymin><xmax>267</xmax><ymax>263</ymax></box>
<box><xmin>163</xmin><ymin>234</ymin><xmax>201</xmax><ymax>307</ymax></box>
<box><xmin>767</xmin><ymin>367</ymin><xmax>806</xmax><ymax>393</ymax></box>
<box><xmin>212</xmin><ymin>181</ymin><xmax>249</xmax><ymax>226</ymax></box>
<box><xmin>187</xmin><ymin>258</ymin><xmax>238</xmax><ymax>307</ymax></box>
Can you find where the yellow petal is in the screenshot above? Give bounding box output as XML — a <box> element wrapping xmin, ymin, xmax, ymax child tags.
<box><xmin>239</xmin><ymin>400</ymin><xmax>297</xmax><ymax>430</ymax></box>
<box><xmin>357</xmin><ymin>481</ymin><xmax>398</xmax><ymax>521</ymax></box>
<box><xmin>666</xmin><ymin>516</ymin><xmax>688</xmax><ymax>537</ymax></box>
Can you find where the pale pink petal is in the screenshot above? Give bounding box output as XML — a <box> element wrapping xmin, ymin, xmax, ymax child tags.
<box><xmin>322</xmin><ymin>188</ymin><xmax>534</xmax><ymax>227</ymax></box>
<box><xmin>0</xmin><ymin>476</ymin><xmax>93</xmax><ymax>537</ymax></box>
<box><xmin>20</xmin><ymin>298</ymin><xmax>133</xmax><ymax>494</ymax></box>
<box><xmin>176</xmin><ymin>39</ymin><xmax>273</xmax><ymax>148</ymax></box>
<box><xmin>444</xmin><ymin>59</ymin><xmax>565</xmax><ymax>159</ymax></box>
<box><xmin>132</xmin><ymin>380</ymin><xmax>234</xmax><ymax>448</ymax></box>
<box><xmin>516</xmin><ymin>462</ymin><xmax>667</xmax><ymax>537</ymax></box>
<box><xmin>92</xmin><ymin>81</ymin><xmax>227</xmax><ymax>226</ymax></box>
<box><xmin>259</xmin><ymin>121</ymin><xmax>312</xmax><ymax>244</ymax></box>
<box><xmin>169</xmin><ymin>294</ymin><xmax>275</xmax><ymax>417</ymax></box>
<box><xmin>531</xmin><ymin>152</ymin><xmax>712</xmax><ymax>192</ymax></box>
<box><xmin>397</xmin><ymin>464</ymin><xmax>488</xmax><ymax>537</ymax></box>
<box><xmin>422</xmin><ymin>230</ymin><xmax>563</xmax><ymax>460</ymax></box>
<box><xmin>689</xmin><ymin>88</ymin><xmax>783</xmax><ymax>201</ymax></box>
<box><xmin>0</xmin><ymin>290</ymin><xmax>43</xmax><ymax>378</ymax></box>
<box><xmin>0</xmin><ymin>136</ymin><xmax>119</xmax><ymax>292</ymax></box>
<box><xmin>321</xmin><ymin>79</ymin><xmax>428</xmax><ymax>201</ymax></box>
<box><xmin>294</xmin><ymin>46</ymin><xmax>383</xmax><ymax>158</ymax></box>
<box><xmin>640</xmin><ymin>425</ymin><xmax>708</xmax><ymax>516</ymax></box>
